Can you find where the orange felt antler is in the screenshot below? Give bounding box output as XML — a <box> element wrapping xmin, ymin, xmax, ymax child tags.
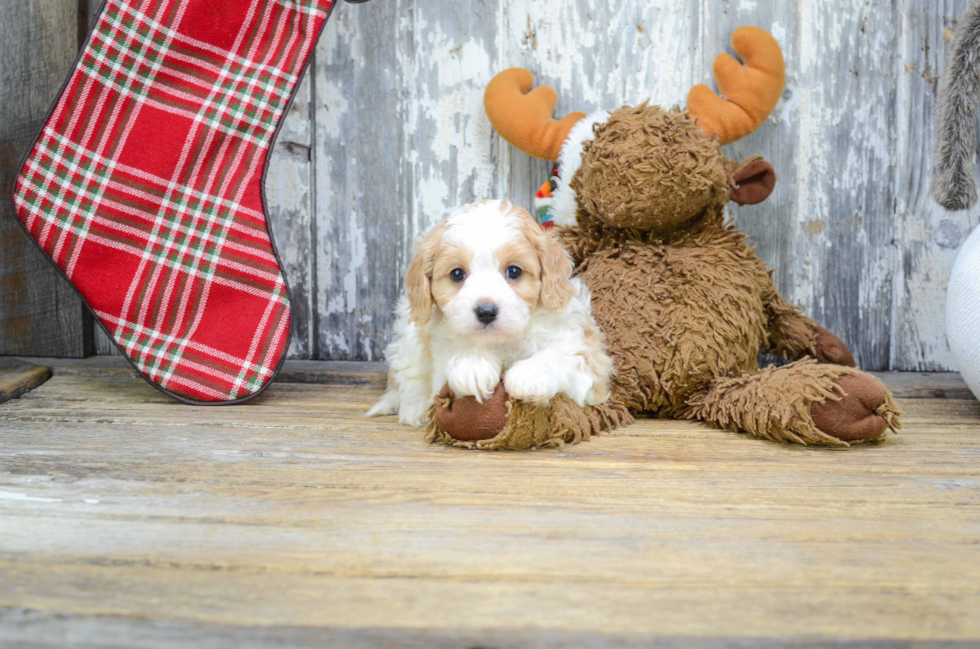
<box><xmin>484</xmin><ymin>68</ymin><xmax>586</xmax><ymax>161</ymax></box>
<box><xmin>687</xmin><ymin>26</ymin><xmax>785</xmax><ymax>145</ymax></box>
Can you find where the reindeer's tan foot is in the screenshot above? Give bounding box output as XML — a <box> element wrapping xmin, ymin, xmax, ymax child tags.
<box><xmin>810</xmin><ymin>373</ymin><xmax>900</xmax><ymax>442</ymax></box>
<box><xmin>798</xmin><ymin>326</ymin><xmax>856</xmax><ymax>367</ymax></box>
<box><xmin>426</xmin><ymin>383</ymin><xmax>632</xmax><ymax>451</ymax></box>
<box><xmin>687</xmin><ymin>359</ymin><xmax>901</xmax><ymax>446</ymax></box>
<box><xmin>432</xmin><ymin>383</ymin><xmax>510</xmax><ymax>441</ymax></box>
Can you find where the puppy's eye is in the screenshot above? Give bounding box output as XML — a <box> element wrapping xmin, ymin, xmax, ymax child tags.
<box><xmin>449</xmin><ymin>268</ymin><xmax>466</xmax><ymax>283</ymax></box>
<box><xmin>506</xmin><ymin>266</ymin><xmax>523</xmax><ymax>280</ymax></box>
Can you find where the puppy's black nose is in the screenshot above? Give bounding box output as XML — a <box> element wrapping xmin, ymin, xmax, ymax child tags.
<box><xmin>474</xmin><ymin>303</ymin><xmax>498</xmax><ymax>325</ymax></box>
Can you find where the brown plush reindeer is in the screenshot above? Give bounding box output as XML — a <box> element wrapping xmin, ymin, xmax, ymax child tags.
<box><xmin>430</xmin><ymin>27</ymin><xmax>900</xmax><ymax>448</ymax></box>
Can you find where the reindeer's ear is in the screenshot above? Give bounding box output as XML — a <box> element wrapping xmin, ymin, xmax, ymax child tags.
<box><xmin>729</xmin><ymin>156</ymin><xmax>776</xmax><ymax>205</ymax></box>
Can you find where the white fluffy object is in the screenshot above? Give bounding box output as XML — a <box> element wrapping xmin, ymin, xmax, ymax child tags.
<box><xmin>367</xmin><ymin>200</ymin><xmax>613</xmax><ymax>427</ymax></box>
<box><xmin>947</xmin><ymin>225</ymin><xmax>980</xmax><ymax>399</ymax></box>
<box><xmin>548</xmin><ymin>110</ymin><xmax>610</xmax><ymax>227</ymax></box>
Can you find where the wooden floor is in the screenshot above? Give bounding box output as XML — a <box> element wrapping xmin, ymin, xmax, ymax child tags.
<box><xmin>1</xmin><ymin>359</ymin><xmax>979</xmax><ymax>647</ymax></box>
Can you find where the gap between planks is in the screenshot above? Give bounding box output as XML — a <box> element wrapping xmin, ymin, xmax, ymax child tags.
<box><xmin>5</xmin><ymin>356</ymin><xmax>976</xmax><ymax>399</ymax></box>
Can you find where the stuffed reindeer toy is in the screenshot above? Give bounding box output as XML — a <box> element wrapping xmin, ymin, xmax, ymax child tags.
<box><xmin>430</xmin><ymin>26</ymin><xmax>901</xmax><ymax>449</ymax></box>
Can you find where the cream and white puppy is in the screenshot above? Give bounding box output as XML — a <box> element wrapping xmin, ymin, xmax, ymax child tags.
<box><xmin>367</xmin><ymin>200</ymin><xmax>613</xmax><ymax>427</ymax></box>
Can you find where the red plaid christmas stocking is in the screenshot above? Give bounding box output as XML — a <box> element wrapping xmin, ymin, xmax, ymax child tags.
<box><xmin>12</xmin><ymin>0</ymin><xmax>336</xmax><ymax>403</ymax></box>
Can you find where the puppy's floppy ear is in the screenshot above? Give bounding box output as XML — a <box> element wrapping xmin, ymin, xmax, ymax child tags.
<box><xmin>511</xmin><ymin>204</ymin><xmax>575</xmax><ymax>311</ymax></box>
<box><xmin>534</xmin><ymin>226</ymin><xmax>576</xmax><ymax>311</ymax></box>
<box><xmin>406</xmin><ymin>224</ymin><xmax>444</xmax><ymax>325</ymax></box>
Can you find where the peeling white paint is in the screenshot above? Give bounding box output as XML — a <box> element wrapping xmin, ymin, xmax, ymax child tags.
<box><xmin>0</xmin><ymin>490</ymin><xmax>62</xmax><ymax>503</ymax></box>
<box><xmin>317</xmin><ymin>79</ymin><xmax>349</xmax><ymax>140</ymax></box>
<box><xmin>341</xmin><ymin>206</ymin><xmax>366</xmax><ymax>314</ymax></box>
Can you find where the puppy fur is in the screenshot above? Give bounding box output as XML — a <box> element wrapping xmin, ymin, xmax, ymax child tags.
<box><xmin>367</xmin><ymin>200</ymin><xmax>613</xmax><ymax>427</ymax></box>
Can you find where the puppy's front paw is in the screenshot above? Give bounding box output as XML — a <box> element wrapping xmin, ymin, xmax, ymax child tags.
<box><xmin>505</xmin><ymin>360</ymin><xmax>560</xmax><ymax>407</ymax></box>
<box><xmin>446</xmin><ymin>355</ymin><xmax>501</xmax><ymax>402</ymax></box>
<box><xmin>398</xmin><ymin>399</ymin><xmax>430</xmax><ymax>427</ymax></box>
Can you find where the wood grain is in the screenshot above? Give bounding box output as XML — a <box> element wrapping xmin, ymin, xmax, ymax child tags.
<box><xmin>891</xmin><ymin>0</ymin><xmax>977</xmax><ymax>371</ymax></box>
<box><xmin>10</xmin><ymin>355</ymin><xmax>389</xmax><ymax>388</ymax></box>
<box><xmin>312</xmin><ymin>0</ymin><xmax>405</xmax><ymax>360</ymax></box>
<box><xmin>0</xmin><ymin>0</ymin><xmax>92</xmax><ymax>357</ymax></box>
<box><xmin>0</xmin><ymin>358</ymin><xmax>50</xmax><ymax>403</ymax></box>
<box><xmin>6</xmin><ymin>610</ymin><xmax>908</xmax><ymax>649</ymax></box>
<box><xmin>0</xmin><ymin>368</ymin><xmax>978</xmax><ymax>644</ymax></box>
<box><xmin>15</xmin><ymin>354</ymin><xmax>975</xmax><ymax>396</ymax></box>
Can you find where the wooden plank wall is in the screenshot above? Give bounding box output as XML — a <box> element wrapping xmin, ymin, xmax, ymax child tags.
<box><xmin>5</xmin><ymin>0</ymin><xmax>980</xmax><ymax>370</ymax></box>
<box><xmin>0</xmin><ymin>0</ymin><xmax>92</xmax><ymax>357</ymax></box>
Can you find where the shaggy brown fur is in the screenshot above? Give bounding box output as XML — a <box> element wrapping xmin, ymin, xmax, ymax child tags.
<box><xmin>575</xmin><ymin>105</ymin><xmax>730</xmax><ymax>234</ymax></box>
<box><xmin>562</xmin><ymin>214</ymin><xmax>812</xmax><ymax>414</ymax></box>
<box><xmin>426</xmin><ymin>391</ymin><xmax>632</xmax><ymax>451</ymax></box>
<box><xmin>688</xmin><ymin>359</ymin><xmax>900</xmax><ymax>446</ymax></box>
<box><xmin>553</xmin><ymin>105</ymin><xmax>901</xmax><ymax>445</ymax></box>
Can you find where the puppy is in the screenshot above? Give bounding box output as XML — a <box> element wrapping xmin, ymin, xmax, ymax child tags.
<box><xmin>367</xmin><ymin>199</ymin><xmax>613</xmax><ymax>427</ymax></box>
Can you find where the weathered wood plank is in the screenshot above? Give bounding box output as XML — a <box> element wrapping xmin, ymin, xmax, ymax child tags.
<box><xmin>14</xmin><ymin>355</ymin><xmax>388</xmax><ymax>387</ymax></box>
<box><xmin>17</xmin><ymin>355</ymin><xmax>974</xmax><ymax>398</ymax></box>
<box><xmin>778</xmin><ymin>0</ymin><xmax>898</xmax><ymax>370</ymax></box>
<box><xmin>510</xmin><ymin>1</ymin><xmax>703</xmax><ymax>113</ymax></box>
<box><xmin>0</xmin><ymin>0</ymin><xmax>92</xmax><ymax>358</ymax></box>
<box><xmin>0</xmin><ymin>372</ymin><xmax>978</xmax><ymax>642</ymax></box>
<box><xmin>0</xmin><ymin>358</ymin><xmax>51</xmax><ymax>403</ymax></box>
<box><xmin>266</xmin><ymin>73</ymin><xmax>317</xmax><ymax>359</ymax></box>
<box><xmin>3</xmin><ymin>609</ymin><xmax>875</xmax><ymax>649</ymax></box>
<box><xmin>2</xmin><ymin>565</ymin><xmax>977</xmax><ymax>642</ymax></box>
<box><xmin>86</xmin><ymin>0</ymin><xmax>101</xmax><ymax>33</ymax></box>
<box><xmin>891</xmin><ymin>0</ymin><xmax>979</xmax><ymax>371</ymax></box>
<box><xmin>93</xmin><ymin>330</ymin><xmax>118</xmax><ymax>355</ymax></box>
<box><xmin>312</xmin><ymin>0</ymin><xmax>406</xmax><ymax>360</ymax></box>
<box><xmin>869</xmin><ymin>370</ymin><xmax>974</xmax><ymax>399</ymax></box>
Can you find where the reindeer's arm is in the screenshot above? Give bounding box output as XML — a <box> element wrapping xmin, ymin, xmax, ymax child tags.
<box><xmin>763</xmin><ymin>279</ymin><xmax>816</xmax><ymax>360</ymax></box>
<box><xmin>760</xmin><ymin>272</ymin><xmax>856</xmax><ymax>366</ymax></box>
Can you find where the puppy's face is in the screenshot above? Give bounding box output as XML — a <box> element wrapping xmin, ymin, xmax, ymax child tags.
<box><xmin>406</xmin><ymin>200</ymin><xmax>574</xmax><ymax>345</ymax></box>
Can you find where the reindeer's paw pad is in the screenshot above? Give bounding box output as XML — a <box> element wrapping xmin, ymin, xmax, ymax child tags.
<box><xmin>810</xmin><ymin>373</ymin><xmax>900</xmax><ymax>442</ymax></box>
